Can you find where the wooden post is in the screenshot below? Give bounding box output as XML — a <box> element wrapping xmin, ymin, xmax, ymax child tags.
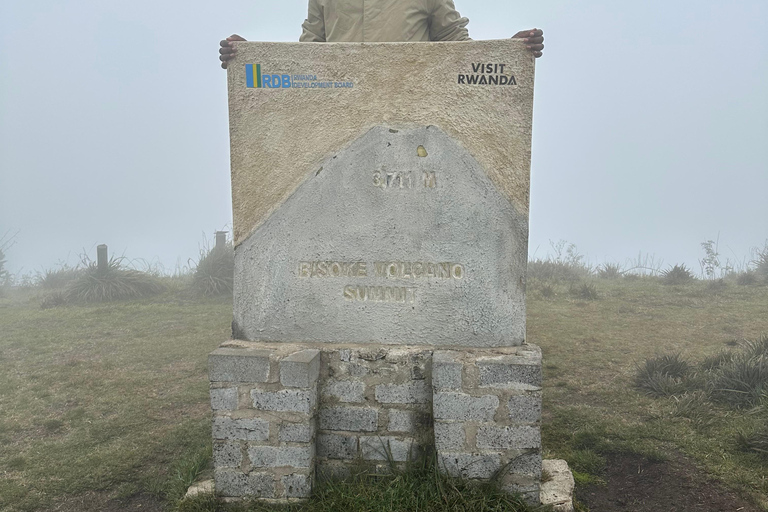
<box><xmin>215</xmin><ymin>231</ymin><xmax>228</xmax><ymax>252</ymax></box>
<box><xmin>97</xmin><ymin>244</ymin><xmax>108</xmax><ymax>272</ymax></box>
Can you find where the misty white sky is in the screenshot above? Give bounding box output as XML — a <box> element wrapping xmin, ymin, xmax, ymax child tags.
<box><xmin>1</xmin><ymin>0</ymin><xmax>766</xmax><ymax>276</ymax></box>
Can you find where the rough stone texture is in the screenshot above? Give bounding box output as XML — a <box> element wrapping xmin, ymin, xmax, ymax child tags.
<box><xmin>319</xmin><ymin>407</ymin><xmax>378</xmax><ymax>432</ymax></box>
<box><xmin>439</xmin><ymin>453</ymin><xmax>501</xmax><ymax>479</ymax></box>
<box><xmin>508</xmin><ymin>394</ymin><xmax>542</xmax><ymax>424</ymax></box>
<box><xmin>210</xmin><ymin>341</ymin><xmax>543</xmax><ymax>501</ymax></box>
<box><xmin>432</xmin><ymin>393</ymin><xmax>499</xmax><ymax>422</ymax></box>
<box><xmin>360</xmin><ymin>436</ymin><xmax>417</xmax><ymax>462</ymax></box>
<box><xmin>209</xmin><ymin>348</ymin><xmax>271</xmax><ymax>383</ymax></box>
<box><xmin>282</xmin><ymin>474</ymin><xmax>313</xmax><ymax>499</ymax></box>
<box><xmin>477</xmin><ymin>350</ymin><xmax>542</xmax><ymax>389</ymax></box>
<box><xmin>387</xmin><ymin>410</ymin><xmax>418</xmax><ymax>433</ymax></box>
<box><xmin>184</xmin><ymin>479</ymin><xmax>214</xmax><ymax>499</ymax></box>
<box><xmin>215</xmin><ymin>469</ymin><xmax>275</xmax><ymax>498</ymax></box>
<box><xmin>375</xmin><ymin>381</ymin><xmax>430</xmax><ymax>404</ymax></box>
<box><xmin>210</xmin><ymin>387</ymin><xmax>238</xmax><ymax>411</ymax></box>
<box><xmin>434</xmin><ymin>422</ymin><xmax>466</xmax><ymax>451</ymax></box>
<box><xmin>213</xmin><ymin>417</ymin><xmax>270</xmax><ymax>441</ymax></box>
<box><xmin>432</xmin><ymin>352</ymin><xmax>463</xmax><ymax>390</ymax></box>
<box><xmin>248</xmin><ymin>445</ymin><xmax>313</xmax><ymax>468</ymax></box>
<box><xmin>279</xmin><ymin>422</ymin><xmax>315</xmax><ymax>443</ymax></box>
<box><xmin>322</xmin><ymin>379</ymin><xmax>365</xmax><ymax>403</ymax></box>
<box><xmin>280</xmin><ymin>349</ymin><xmax>321</xmax><ymax>388</ymax></box>
<box><xmin>234</xmin><ymin>125</ymin><xmax>529</xmax><ymax>347</ymax></box>
<box><xmin>251</xmin><ymin>389</ymin><xmax>316</xmax><ymax>414</ymax></box>
<box><xmin>540</xmin><ymin>459</ymin><xmax>575</xmax><ymax>512</ymax></box>
<box><xmin>506</xmin><ymin>452</ymin><xmax>543</xmax><ymax>478</ymax></box>
<box><xmin>228</xmin><ymin>40</ymin><xmax>534</xmax><ymax>246</ymax></box>
<box><xmin>476</xmin><ymin>425</ymin><xmax>541</xmax><ymax>450</ymax></box>
<box><xmin>213</xmin><ymin>441</ymin><xmax>242</xmax><ymax>468</ymax></box>
<box><xmin>317</xmin><ymin>433</ymin><xmax>358</xmax><ymax>460</ymax></box>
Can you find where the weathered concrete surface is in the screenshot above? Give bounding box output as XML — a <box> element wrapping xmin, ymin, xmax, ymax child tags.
<box><xmin>228</xmin><ymin>39</ymin><xmax>535</xmax><ymax>246</ymax></box>
<box><xmin>540</xmin><ymin>459</ymin><xmax>575</xmax><ymax>512</ymax></box>
<box><xmin>234</xmin><ymin>126</ymin><xmax>528</xmax><ymax>347</ymax></box>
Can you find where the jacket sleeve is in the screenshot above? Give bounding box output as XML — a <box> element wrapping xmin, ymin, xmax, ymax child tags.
<box><xmin>300</xmin><ymin>0</ymin><xmax>326</xmax><ymax>42</ymax></box>
<box><xmin>428</xmin><ymin>0</ymin><xmax>470</xmax><ymax>41</ymax></box>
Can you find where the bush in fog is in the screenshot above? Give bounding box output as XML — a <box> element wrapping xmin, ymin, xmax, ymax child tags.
<box><xmin>661</xmin><ymin>264</ymin><xmax>696</xmax><ymax>285</ymax></box>
<box><xmin>38</xmin><ymin>264</ymin><xmax>83</xmax><ymax>289</ymax></box>
<box><xmin>64</xmin><ymin>257</ymin><xmax>165</xmax><ymax>303</ymax></box>
<box><xmin>0</xmin><ymin>249</ymin><xmax>8</xmax><ymax>296</ymax></box>
<box><xmin>596</xmin><ymin>263</ymin><xmax>623</xmax><ymax>279</ymax></box>
<box><xmin>754</xmin><ymin>242</ymin><xmax>768</xmax><ymax>282</ymax></box>
<box><xmin>528</xmin><ymin>240</ymin><xmax>591</xmax><ymax>283</ymax></box>
<box><xmin>192</xmin><ymin>242</ymin><xmax>234</xmax><ymax>297</ymax></box>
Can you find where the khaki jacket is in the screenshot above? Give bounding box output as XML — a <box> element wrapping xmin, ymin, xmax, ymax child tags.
<box><xmin>299</xmin><ymin>0</ymin><xmax>470</xmax><ymax>42</ymax></box>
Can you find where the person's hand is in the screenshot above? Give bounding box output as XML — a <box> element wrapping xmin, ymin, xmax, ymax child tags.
<box><xmin>512</xmin><ymin>29</ymin><xmax>544</xmax><ymax>58</ymax></box>
<box><xmin>220</xmin><ymin>34</ymin><xmax>246</xmax><ymax>69</ymax></box>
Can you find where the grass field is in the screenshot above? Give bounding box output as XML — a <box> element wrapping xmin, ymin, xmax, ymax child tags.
<box><xmin>0</xmin><ymin>276</ymin><xmax>766</xmax><ymax>511</ymax></box>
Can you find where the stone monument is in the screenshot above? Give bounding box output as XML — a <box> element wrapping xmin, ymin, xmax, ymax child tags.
<box><xmin>209</xmin><ymin>39</ymin><xmax>559</xmax><ymax>505</ymax></box>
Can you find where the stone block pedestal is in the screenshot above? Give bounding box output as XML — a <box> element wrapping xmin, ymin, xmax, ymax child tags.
<box><xmin>209</xmin><ymin>341</ymin><xmax>542</xmax><ymax>502</ymax></box>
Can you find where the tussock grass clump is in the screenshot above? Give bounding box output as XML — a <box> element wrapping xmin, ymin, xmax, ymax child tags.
<box><xmin>707</xmin><ymin>336</ymin><xmax>768</xmax><ymax>409</ymax></box>
<box><xmin>670</xmin><ymin>392</ymin><xmax>716</xmax><ymax>428</ymax></box>
<box><xmin>737</xmin><ymin>427</ymin><xmax>768</xmax><ymax>457</ymax></box>
<box><xmin>635</xmin><ymin>354</ymin><xmax>694</xmax><ymax>397</ymax></box>
<box><xmin>736</xmin><ymin>271</ymin><xmax>758</xmax><ymax>286</ymax></box>
<box><xmin>754</xmin><ymin>243</ymin><xmax>768</xmax><ymax>281</ymax></box>
<box><xmin>639</xmin><ymin>335</ymin><xmax>768</xmax><ymax>410</ymax></box>
<box><xmin>38</xmin><ymin>265</ymin><xmax>83</xmax><ymax>289</ymax></box>
<box><xmin>64</xmin><ymin>259</ymin><xmax>165</xmax><ymax>303</ymax></box>
<box><xmin>596</xmin><ymin>263</ymin><xmax>623</xmax><ymax>279</ymax></box>
<box><xmin>0</xmin><ymin>249</ymin><xmax>9</xmax><ymax>298</ymax></box>
<box><xmin>40</xmin><ymin>291</ymin><xmax>68</xmax><ymax>309</ymax></box>
<box><xmin>661</xmin><ymin>264</ymin><xmax>696</xmax><ymax>285</ymax></box>
<box><xmin>569</xmin><ymin>282</ymin><xmax>599</xmax><ymax>301</ymax></box>
<box><xmin>192</xmin><ymin>244</ymin><xmax>234</xmax><ymax>297</ymax></box>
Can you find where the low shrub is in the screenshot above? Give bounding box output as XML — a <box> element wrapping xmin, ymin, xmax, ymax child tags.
<box><xmin>736</xmin><ymin>271</ymin><xmax>758</xmax><ymax>286</ymax></box>
<box><xmin>661</xmin><ymin>264</ymin><xmax>696</xmax><ymax>285</ymax></box>
<box><xmin>41</xmin><ymin>291</ymin><xmax>68</xmax><ymax>310</ymax></box>
<box><xmin>192</xmin><ymin>243</ymin><xmax>234</xmax><ymax>297</ymax></box>
<box><xmin>64</xmin><ymin>259</ymin><xmax>165</xmax><ymax>303</ymax></box>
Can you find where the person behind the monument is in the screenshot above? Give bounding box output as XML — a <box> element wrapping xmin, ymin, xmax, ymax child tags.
<box><xmin>218</xmin><ymin>0</ymin><xmax>544</xmax><ymax>69</ymax></box>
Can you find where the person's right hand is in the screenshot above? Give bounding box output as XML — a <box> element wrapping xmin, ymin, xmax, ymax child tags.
<box><xmin>220</xmin><ymin>34</ymin><xmax>246</xmax><ymax>69</ymax></box>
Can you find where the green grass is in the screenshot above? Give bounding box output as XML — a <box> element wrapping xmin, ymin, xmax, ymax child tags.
<box><xmin>178</xmin><ymin>458</ymin><xmax>543</xmax><ymax>512</ymax></box>
<box><xmin>0</xmin><ymin>288</ymin><xmax>230</xmax><ymax>511</ymax></box>
<box><xmin>532</xmin><ymin>278</ymin><xmax>768</xmax><ymax>510</ymax></box>
<box><xmin>1</xmin><ymin>275</ymin><xmax>767</xmax><ymax>511</ymax></box>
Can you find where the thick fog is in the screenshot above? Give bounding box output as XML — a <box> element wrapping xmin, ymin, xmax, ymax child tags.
<box><xmin>1</xmin><ymin>0</ymin><xmax>766</xmax><ymax>276</ymax></box>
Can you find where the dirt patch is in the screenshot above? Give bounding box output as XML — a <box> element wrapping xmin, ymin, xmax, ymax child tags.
<box><xmin>53</xmin><ymin>491</ymin><xmax>165</xmax><ymax>512</ymax></box>
<box><xmin>577</xmin><ymin>452</ymin><xmax>761</xmax><ymax>512</ymax></box>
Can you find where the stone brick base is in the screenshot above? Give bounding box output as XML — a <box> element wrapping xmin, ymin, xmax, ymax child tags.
<box><xmin>209</xmin><ymin>341</ymin><xmax>542</xmax><ymax>502</ymax></box>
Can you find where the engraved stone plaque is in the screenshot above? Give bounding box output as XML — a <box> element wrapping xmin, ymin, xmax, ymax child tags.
<box><xmin>228</xmin><ymin>40</ymin><xmax>535</xmax><ymax>347</ymax></box>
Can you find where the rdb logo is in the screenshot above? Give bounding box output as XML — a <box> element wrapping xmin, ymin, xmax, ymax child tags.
<box><xmin>245</xmin><ymin>64</ymin><xmax>291</xmax><ymax>89</ymax></box>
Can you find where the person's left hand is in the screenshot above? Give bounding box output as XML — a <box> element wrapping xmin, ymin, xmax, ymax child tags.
<box><xmin>513</xmin><ymin>29</ymin><xmax>544</xmax><ymax>58</ymax></box>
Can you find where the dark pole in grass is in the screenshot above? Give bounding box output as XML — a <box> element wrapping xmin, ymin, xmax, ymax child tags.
<box><xmin>215</xmin><ymin>231</ymin><xmax>228</xmax><ymax>252</ymax></box>
<box><xmin>97</xmin><ymin>244</ymin><xmax>108</xmax><ymax>273</ymax></box>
